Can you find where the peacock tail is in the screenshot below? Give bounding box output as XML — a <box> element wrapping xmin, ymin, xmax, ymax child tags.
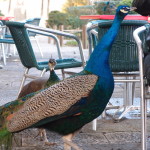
<box><xmin>0</xmin><ymin>90</ymin><xmax>43</xmax><ymax>149</ymax></box>
<box><xmin>0</xmin><ymin>128</ymin><xmax>12</xmax><ymax>150</ymax></box>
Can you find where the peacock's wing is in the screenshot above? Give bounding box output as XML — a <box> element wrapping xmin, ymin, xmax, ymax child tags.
<box><xmin>7</xmin><ymin>74</ymin><xmax>98</xmax><ymax>132</ymax></box>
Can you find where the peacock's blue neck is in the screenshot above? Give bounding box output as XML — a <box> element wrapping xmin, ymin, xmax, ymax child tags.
<box><xmin>85</xmin><ymin>15</ymin><xmax>125</xmax><ymax>77</ymax></box>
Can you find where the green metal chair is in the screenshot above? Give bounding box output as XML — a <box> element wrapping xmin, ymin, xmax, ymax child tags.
<box><xmin>6</xmin><ymin>21</ymin><xmax>85</xmax><ymax>96</ymax></box>
<box><xmin>87</xmin><ymin>20</ymin><xmax>148</xmax><ymax>130</ymax></box>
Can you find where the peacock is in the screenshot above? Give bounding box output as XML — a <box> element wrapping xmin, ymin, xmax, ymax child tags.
<box><xmin>0</xmin><ymin>5</ymin><xmax>134</xmax><ymax>150</ymax></box>
<box><xmin>18</xmin><ymin>58</ymin><xmax>60</xmax><ymax>98</ymax></box>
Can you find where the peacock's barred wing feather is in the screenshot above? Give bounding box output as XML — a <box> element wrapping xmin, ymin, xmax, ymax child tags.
<box><xmin>7</xmin><ymin>74</ymin><xmax>98</xmax><ymax>132</ymax></box>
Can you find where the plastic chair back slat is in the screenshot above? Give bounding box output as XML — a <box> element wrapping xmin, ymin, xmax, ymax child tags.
<box><xmin>97</xmin><ymin>20</ymin><xmax>148</xmax><ymax>72</ymax></box>
<box><xmin>26</xmin><ymin>18</ymin><xmax>41</xmax><ymax>37</ymax></box>
<box><xmin>6</xmin><ymin>22</ymin><xmax>38</xmax><ymax>68</ymax></box>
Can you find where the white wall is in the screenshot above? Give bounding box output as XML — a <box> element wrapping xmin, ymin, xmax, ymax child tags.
<box><xmin>0</xmin><ymin>0</ymin><xmax>67</xmax><ymax>25</ymax></box>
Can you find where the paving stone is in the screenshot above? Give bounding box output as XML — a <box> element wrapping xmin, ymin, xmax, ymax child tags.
<box><xmin>105</xmin><ymin>132</ymin><xmax>141</xmax><ymax>143</ymax></box>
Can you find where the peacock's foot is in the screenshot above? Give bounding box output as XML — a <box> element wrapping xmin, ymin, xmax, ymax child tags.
<box><xmin>35</xmin><ymin>128</ymin><xmax>56</xmax><ymax>146</ymax></box>
<box><xmin>62</xmin><ymin>134</ymin><xmax>83</xmax><ymax>150</ymax></box>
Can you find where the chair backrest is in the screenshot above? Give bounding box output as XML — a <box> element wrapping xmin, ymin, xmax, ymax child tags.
<box><xmin>6</xmin><ymin>21</ymin><xmax>38</xmax><ymax>68</ymax></box>
<box><xmin>90</xmin><ymin>20</ymin><xmax>148</xmax><ymax>72</ymax></box>
<box><xmin>26</xmin><ymin>18</ymin><xmax>41</xmax><ymax>37</ymax></box>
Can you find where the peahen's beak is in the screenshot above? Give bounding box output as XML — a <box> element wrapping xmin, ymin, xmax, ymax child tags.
<box><xmin>130</xmin><ymin>7</ymin><xmax>137</xmax><ymax>11</ymax></box>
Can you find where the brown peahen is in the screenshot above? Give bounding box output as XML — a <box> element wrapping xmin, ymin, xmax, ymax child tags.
<box><xmin>18</xmin><ymin>58</ymin><xmax>60</xmax><ymax>98</ymax></box>
<box><xmin>0</xmin><ymin>6</ymin><xmax>135</xmax><ymax>150</ymax></box>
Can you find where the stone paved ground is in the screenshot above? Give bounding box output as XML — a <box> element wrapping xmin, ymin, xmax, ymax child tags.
<box><xmin>0</xmin><ymin>36</ymin><xmax>149</xmax><ymax>150</ymax></box>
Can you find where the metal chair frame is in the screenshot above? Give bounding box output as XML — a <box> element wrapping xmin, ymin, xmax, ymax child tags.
<box><xmin>25</xmin><ymin>18</ymin><xmax>43</xmax><ymax>58</ymax></box>
<box><xmin>133</xmin><ymin>24</ymin><xmax>150</xmax><ymax>150</ymax></box>
<box><xmin>0</xmin><ymin>21</ymin><xmax>14</xmax><ymax>65</ymax></box>
<box><xmin>6</xmin><ymin>21</ymin><xmax>85</xmax><ymax>96</ymax></box>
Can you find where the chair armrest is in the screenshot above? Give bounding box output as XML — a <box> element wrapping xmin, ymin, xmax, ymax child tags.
<box><xmin>133</xmin><ymin>25</ymin><xmax>147</xmax><ymax>87</ymax></box>
<box><xmin>133</xmin><ymin>26</ymin><xmax>146</xmax><ymax>45</ymax></box>
<box><xmin>86</xmin><ymin>23</ymin><xmax>99</xmax><ymax>56</ymax></box>
<box><xmin>25</xmin><ymin>24</ymin><xmax>85</xmax><ymax>66</ymax></box>
<box><xmin>27</xmin><ymin>28</ymin><xmax>62</xmax><ymax>59</ymax></box>
<box><xmin>0</xmin><ymin>25</ymin><xmax>6</xmax><ymax>38</ymax></box>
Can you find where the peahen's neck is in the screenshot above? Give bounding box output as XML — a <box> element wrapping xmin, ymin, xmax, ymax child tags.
<box><xmin>85</xmin><ymin>14</ymin><xmax>125</xmax><ymax>77</ymax></box>
<box><xmin>45</xmin><ymin>70</ymin><xmax>60</xmax><ymax>87</ymax></box>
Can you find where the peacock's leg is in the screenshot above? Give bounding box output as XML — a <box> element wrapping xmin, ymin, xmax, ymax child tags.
<box><xmin>36</xmin><ymin>128</ymin><xmax>56</xmax><ymax>146</ymax></box>
<box><xmin>62</xmin><ymin>133</ymin><xmax>83</xmax><ymax>150</ymax></box>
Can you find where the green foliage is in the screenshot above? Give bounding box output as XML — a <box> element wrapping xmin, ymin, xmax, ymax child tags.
<box><xmin>65</xmin><ymin>4</ymin><xmax>96</xmax><ymax>29</ymax></box>
<box><xmin>94</xmin><ymin>1</ymin><xmax>118</xmax><ymax>15</ymax></box>
<box><xmin>47</xmin><ymin>9</ymin><xmax>88</xmax><ymax>29</ymax></box>
<box><xmin>48</xmin><ymin>0</ymin><xmax>92</xmax><ymax>29</ymax></box>
<box><xmin>47</xmin><ymin>11</ymin><xmax>68</xmax><ymax>28</ymax></box>
<box><xmin>65</xmin><ymin>40</ymin><xmax>78</xmax><ymax>46</ymax></box>
<box><xmin>65</xmin><ymin>7</ymin><xmax>91</xmax><ymax>29</ymax></box>
<box><xmin>118</xmin><ymin>0</ymin><xmax>132</xmax><ymax>6</ymax></box>
<box><xmin>63</xmin><ymin>0</ymin><xmax>90</xmax><ymax>12</ymax></box>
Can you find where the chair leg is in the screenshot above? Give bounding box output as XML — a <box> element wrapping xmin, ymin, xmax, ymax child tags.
<box><xmin>13</xmin><ymin>45</ymin><xmax>17</xmax><ymax>56</ymax></box>
<box><xmin>61</xmin><ymin>69</ymin><xmax>65</xmax><ymax>79</ymax></box>
<box><xmin>7</xmin><ymin>44</ymin><xmax>12</xmax><ymax>57</ymax></box>
<box><xmin>40</xmin><ymin>68</ymin><xmax>46</xmax><ymax>77</ymax></box>
<box><xmin>132</xmin><ymin>81</ymin><xmax>136</xmax><ymax>104</ymax></box>
<box><xmin>17</xmin><ymin>68</ymin><xmax>29</xmax><ymax>97</ymax></box>
<box><xmin>92</xmin><ymin>119</ymin><xmax>97</xmax><ymax>131</ymax></box>
<box><xmin>1</xmin><ymin>43</ymin><xmax>6</xmax><ymax>65</ymax></box>
<box><xmin>34</xmin><ymin>37</ymin><xmax>43</xmax><ymax>58</ymax></box>
<box><xmin>141</xmin><ymin>94</ymin><xmax>147</xmax><ymax>150</ymax></box>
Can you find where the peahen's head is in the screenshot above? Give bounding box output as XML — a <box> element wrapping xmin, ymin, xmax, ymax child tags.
<box><xmin>48</xmin><ymin>58</ymin><xmax>57</xmax><ymax>71</ymax></box>
<box><xmin>116</xmin><ymin>5</ymin><xmax>136</xmax><ymax>19</ymax></box>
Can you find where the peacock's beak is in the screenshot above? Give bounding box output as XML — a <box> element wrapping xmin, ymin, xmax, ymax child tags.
<box><xmin>130</xmin><ymin>7</ymin><xmax>137</xmax><ymax>11</ymax></box>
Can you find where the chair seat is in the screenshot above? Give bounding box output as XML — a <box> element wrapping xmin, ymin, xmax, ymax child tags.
<box><xmin>38</xmin><ymin>58</ymin><xmax>83</xmax><ymax>70</ymax></box>
<box><xmin>0</xmin><ymin>39</ymin><xmax>14</xmax><ymax>44</ymax></box>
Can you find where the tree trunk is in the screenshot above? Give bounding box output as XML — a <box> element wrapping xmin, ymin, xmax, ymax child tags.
<box><xmin>41</xmin><ymin>0</ymin><xmax>44</xmax><ymax>16</ymax></box>
<box><xmin>47</xmin><ymin>0</ymin><xmax>50</xmax><ymax>15</ymax></box>
<box><xmin>8</xmin><ymin>0</ymin><xmax>12</xmax><ymax>14</ymax></box>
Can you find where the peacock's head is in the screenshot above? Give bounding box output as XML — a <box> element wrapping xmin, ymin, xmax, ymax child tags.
<box><xmin>48</xmin><ymin>58</ymin><xmax>57</xmax><ymax>71</ymax></box>
<box><xmin>116</xmin><ymin>5</ymin><xmax>136</xmax><ymax>18</ymax></box>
